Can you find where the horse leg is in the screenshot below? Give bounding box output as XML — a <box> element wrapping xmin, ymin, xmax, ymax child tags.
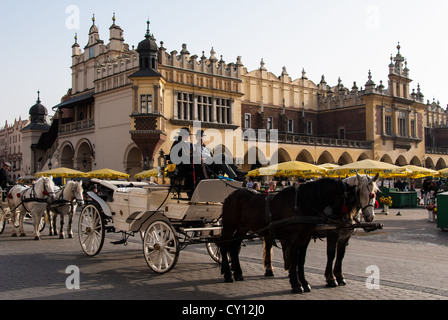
<box><xmin>333</xmin><ymin>235</ymin><xmax>350</xmax><ymax>286</ymax></box>
<box><xmin>18</xmin><ymin>211</ymin><xmax>26</xmax><ymax>237</ymax></box>
<box><xmin>220</xmin><ymin>229</ymin><xmax>236</xmax><ymax>283</ymax></box>
<box><xmin>262</xmin><ymin>237</ymin><xmax>274</xmax><ymax>277</ymax></box>
<box><xmin>288</xmin><ymin>242</ymin><xmax>304</xmax><ymax>294</ymax></box>
<box><xmin>297</xmin><ymin>239</ymin><xmax>311</xmax><ymax>292</ymax></box>
<box><xmin>33</xmin><ymin>211</ymin><xmax>43</xmax><ymax>240</ymax></box>
<box><xmin>48</xmin><ymin>210</ymin><xmax>56</xmax><ymax>236</ymax></box>
<box><xmin>10</xmin><ymin>209</ymin><xmax>19</xmax><ymax>237</ymax></box>
<box><xmin>59</xmin><ymin>212</ymin><xmax>65</xmax><ymax>239</ymax></box>
<box><xmin>230</xmin><ymin>227</ymin><xmax>246</xmax><ymax>281</ymax></box>
<box><xmin>67</xmin><ymin>211</ymin><xmax>74</xmax><ymax>238</ymax></box>
<box><xmin>325</xmin><ymin>232</ymin><xmax>338</xmax><ymax>288</ymax></box>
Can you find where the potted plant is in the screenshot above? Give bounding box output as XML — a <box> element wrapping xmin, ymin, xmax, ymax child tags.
<box><xmin>380</xmin><ymin>196</ymin><xmax>392</xmax><ymax>215</ymax></box>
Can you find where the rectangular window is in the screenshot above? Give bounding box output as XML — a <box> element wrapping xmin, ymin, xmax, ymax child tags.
<box><xmin>411</xmin><ymin>119</ymin><xmax>416</xmax><ymax>138</ymax></box>
<box><xmin>385</xmin><ymin>116</ymin><xmax>392</xmax><ymax>136</ymax></box>
<box><xmin>288</xmin><ymin>119</ymin><xmax>294</xmax><ymax>133</ymax></box>
<box><xmin>398</xmin><ymin>111</ymin><xmax>407</xmax><ymax>137</ymax></box>
<box><xmin>177</xmin><ymin>93</ymin><xmax>193</xmax><ymax>120</ymax></box>
<box><xmin>338</xmin><ymin>128</ymin><xmax>345</xmax><ymax>140</ymax></box>
<box><xmin>267</xmin><ymin>117</ymin><xmax>274</xmax><ymax>130</ymax></box>
<box><xmin>216</xmin><ymin>98</ymin><xmax>231</xmax><ymax>124</ymax></box>
<box><xmin>307</xmin><ymin>121</ymin><xmax>313</xmax><ymax>135</ymax></box>
<box><xmin>244</xmin><ymin>113</ymin><xmax>251</xmax><ymax>129</ymax></box>
<box><xmin>140</xmin><ymin>94</ymin><xmax>153</xmax><ymax>114</ymax></box>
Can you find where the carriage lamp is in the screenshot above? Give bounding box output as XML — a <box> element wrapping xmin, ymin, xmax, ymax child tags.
<box><xmin>158</xmin><ymin>150</ymin><xmax>167</xmax><ymax>169</ymax></box>
<box><xmin>143</xmin><ymin>156</ymin><xmax>149</xmax><ymax>169</ymax></box>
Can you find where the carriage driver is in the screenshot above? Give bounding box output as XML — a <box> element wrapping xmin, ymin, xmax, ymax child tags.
<box><xmin>169</xmin><ymin>127</ymin><xmax>195</xmax><ymax>197</ymax></box>
<box><xmin>0</xmin><ymin>162</ymin><xmax>15</xmax><ymax>202</ymax></box>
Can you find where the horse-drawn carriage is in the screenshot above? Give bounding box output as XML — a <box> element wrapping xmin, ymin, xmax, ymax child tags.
<box><xmin>79</xmin><ymin>177</ymin><xmax>242</xmax><ymax>273</ymax></box>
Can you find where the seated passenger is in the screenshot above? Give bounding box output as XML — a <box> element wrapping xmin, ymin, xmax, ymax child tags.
<box><xmin>193</xmin><ymin>130</ymin><xmax>246</xmax><ymax>181</ymax></box>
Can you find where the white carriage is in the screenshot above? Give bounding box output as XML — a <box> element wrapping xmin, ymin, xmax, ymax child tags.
<box><xmin>78</xmin><ymin>178</ymin><xmax>242</xmax><ymax>273</ymax></box>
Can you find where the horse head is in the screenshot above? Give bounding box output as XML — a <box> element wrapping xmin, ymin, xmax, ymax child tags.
<box><xmin>344</xmin><ymin>173</ymin><xmax>379</xmax><ymax>223</ymax></box>
<box><xmin>71</xmin><ymin>181</ymin><xmax>85</xmax><ymax>207</ymax></box>
<box><xmin>39</xmin><ymin>176</ymin><xmax>56</xmax><ymax>202</ymax></box>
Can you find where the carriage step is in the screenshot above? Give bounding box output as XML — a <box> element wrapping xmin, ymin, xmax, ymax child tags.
<box><xmin>110</xmin><ymin>239</ymin><xmax>127</xmax><ymax>245</ymax></box>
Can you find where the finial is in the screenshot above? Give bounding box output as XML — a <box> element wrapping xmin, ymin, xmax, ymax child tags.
<box><xmin>260</xmin><ymin>58</ymin><xmax>266</xmax><ymax>71</ymax></box>
<box><xmin>368</xmin><ymin>70</ymin><xmax>372</xmax><ymax>80</ymax></box>
<box><xmin>92</xmin><ymin>14</ymin><xmax>96</xmax><ymax>25</ymax></box>
<box><xmin>145</xmin><ymin>19</ymin><xmax>150</xmax><ymax>39</ymax></box>
<box><xmin>37</xmin><ymin>91</ymin><xmax>41</xmax><ymax>104</ymax></box>
<box><xmin>74</xmin><ymin>33</ymin><xmax>78</xmax><ymax>44</ymax></box>
<box><xmin>112</xmin><ymin>12</ymin><xmax>116</xmax><ymax>25</ymax></box>
<box><xmin>397</xmin><ymin>42</ymin><xmax>401</xmax><ymax>53</ymax></box>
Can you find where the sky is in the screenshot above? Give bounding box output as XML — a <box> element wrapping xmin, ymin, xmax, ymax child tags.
<box><xmin>1</xmin><ymin>0</ymin><xmax>448</xmax><ymax>125</ymax></box>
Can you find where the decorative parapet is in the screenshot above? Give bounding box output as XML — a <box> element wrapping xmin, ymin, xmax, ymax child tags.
<box><xmin>159</xmin><ymin>44</ymin><xmax>243</xmax><ymax>80</ymax></box>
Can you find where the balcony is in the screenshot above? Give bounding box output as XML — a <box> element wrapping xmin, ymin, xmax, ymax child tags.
<box><xmin>60</xmin><ymin>119</ymin><xmax>94</xmax><ymax>134</ymax></box>
<box><xmin>242</xmin><ymin>130</ymin><xmax>373</xmax><ymax>149</ymax></box>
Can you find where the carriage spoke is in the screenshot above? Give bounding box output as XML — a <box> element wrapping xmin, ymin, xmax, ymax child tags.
<box><xmin>143</xmin><ymin>220</ymin><xmax>179</xmax><ymax>274</ymax></box>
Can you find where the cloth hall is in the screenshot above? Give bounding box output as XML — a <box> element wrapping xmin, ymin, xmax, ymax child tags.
<box><xmin>8</xmin><ymin>15</ymin><xmax>448</xmax><ymax>178</ymax></box>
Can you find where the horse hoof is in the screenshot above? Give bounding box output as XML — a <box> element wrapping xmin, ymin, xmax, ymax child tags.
<box><xmin>264</xmin><ymin>270</ymin><xmax>274</xmax><ymax>277</ymax></box>
<box><xmin>34</xmin><ymin>236</ymin><xmax>40</xmax><ymax>241</ymax></box>
<box><xmin>337</xmin><ymin>278</ymin><xmax>347</xmax><ymax>286</ymax></box>
<box><xmin>224</xmin><ymin>275</ymin><xmax>234</xmax><ymax>283</ymax></box>
<box><xmin>20</xmin><ymin>233</ymin><xmax>26</xmax><ymax>237</ymax></box>
<box><xmin>59</xmin><ymin>235</ymin><xmax>64</xmax><ymax>239</ymax></box>
<box><xmin>11</xmin><ymin>233</ymin><xmax>17</xmax><ymax>237</ymax></box>
<box><xmin>68</xmin><ymin>234</ymin><xmax>73</xmax><ymax>239</ymax></box>
<box><xmin>291</xmin><ymin>286</ymin><xmax>304</xmax><ymax>294</ymax></box>
<box><xmin>303</xmin><ymin>284</ymin><xmax>312</xmax><ymax>292</ymax></box>
<box><xmin>326</xmin><ymin>280</ymin><xmax>338</xmax><ymax>288</ymax></box>
<box><xmin>234</xmin><ymin>274</ymin><xmax>244</xmax><ymax>281</ymax></box>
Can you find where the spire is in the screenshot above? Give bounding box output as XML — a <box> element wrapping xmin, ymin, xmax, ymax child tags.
<box><xmin>145</xmin><ymin>19</ymin><xmax>150</xmax><ymax>39</ymax></box>
<box><xmin>37</xmin><ymin>91</ymin><xmax>41</xmax><ymax>104</ymax></box>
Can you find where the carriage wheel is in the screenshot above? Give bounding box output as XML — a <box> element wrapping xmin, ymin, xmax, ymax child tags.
<box><xmin>0</xmin><ymin>207</ymin><xmax>5</xmax><ymax>234</ymax></box>
<box><xmin>206</xmin><ymin>242</ymin><xmax>224</xmax><ymax>264</ymax></box>
<box><xmin>38</xmin><ymin>216</ymin><xmax>46</xmax><ymax>233</ymax></box>
<box><xmin>143</xmin><ymin>220</ymin><xmax>179</xmax><ymax>274</ymax></box>
<box><xmin>78</xmin><ymin>204</ymin><xmax>105</xmax><ymax>257</ymax></box>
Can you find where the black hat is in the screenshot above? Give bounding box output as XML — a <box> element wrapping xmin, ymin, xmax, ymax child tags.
<box><xmin>178</xmin><ymin>127</ymin><xmax>191</xmax><ymax>136</ymax></box>
<box><xmin>195</xmin><ymin>129</ymin><xmax>205</xmax><ymax>137</ymax></box>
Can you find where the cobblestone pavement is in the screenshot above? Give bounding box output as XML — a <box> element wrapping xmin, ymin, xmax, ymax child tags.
<box><xmin>0</xmin><ymin>207</ymin><xmax>447</xmax><ymax>301</ymax></box>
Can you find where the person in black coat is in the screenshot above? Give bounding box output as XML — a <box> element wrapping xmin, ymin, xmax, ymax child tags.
<box><xmin>0</xmin><ymin>162</ymin><xmax>15</xmax><ymax>201</ymax></box>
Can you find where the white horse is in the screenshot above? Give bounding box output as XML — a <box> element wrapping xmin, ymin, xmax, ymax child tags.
<box><xmin>7</xmin><ymin>176</ymin><xmax>56</xmax><ymax>240</ymax></box>
<box><xmin>47</xmin><ymin>181</ymin><xmax>84</xmax><ymax>239</ymax></box>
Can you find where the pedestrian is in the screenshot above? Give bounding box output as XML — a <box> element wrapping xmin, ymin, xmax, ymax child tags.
<box><xmin>0</xmin><ymin>162</ymin><xmax>15</xmax><ymax>202</ymax></box>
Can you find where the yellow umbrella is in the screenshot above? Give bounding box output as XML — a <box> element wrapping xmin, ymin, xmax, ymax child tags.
<box><xmin>247</xmin><ymin>161</ymin><xmax>327</xmax><ymax>178</ymax></box>
<box><xmin>402</xmin><ymin>165</ymin><xmax>439</xmax><ymax>179</ymax></box>
<box><xmin>438</xmin><ymin>168</ymin><xmax>448</xmax><ymax>177</ymax></box>
<box><xmin>326</xmin><ymin>159</ymin><xmax>409</xmax><ymax>178</ymax></box>
<box><xmin>85</xmin><ymin>168</ymin><xmax>130</xmax><ymax>180</ymax></box>
<box><xmin>35</xmin><ymin>167</ymin><xmax>87</xmax><ymax>178</ymax></box>
<box><xmin>318</xmin><ymin>163</ymin><xmax>340</xmax><ymax>169</ymax></box>
<box><xmin>134</xmin><ymin>168</ymin><xmax>159</xmax><ymax>179</ymax></box>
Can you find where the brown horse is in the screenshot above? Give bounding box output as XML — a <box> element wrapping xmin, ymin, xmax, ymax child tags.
<box><xmin>263</xmin><ymin>173</ymin><xmax>380</xmax><ymax>288</ymax></box>
<box><xmin>219</xmin><ymin>176</ymin><xmax>364</xmax><ymax>293</ymax></box>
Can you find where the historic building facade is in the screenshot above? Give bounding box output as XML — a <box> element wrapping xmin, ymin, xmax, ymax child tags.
<box><xmin>24</xmin><ymin>15</ymin><xmax>448</xmax><ymax>177</ymax></box>
<box><xmin>0</xmin><ymin>117</ymin><xmax>29</xmax><ymax>179</ymax></box>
